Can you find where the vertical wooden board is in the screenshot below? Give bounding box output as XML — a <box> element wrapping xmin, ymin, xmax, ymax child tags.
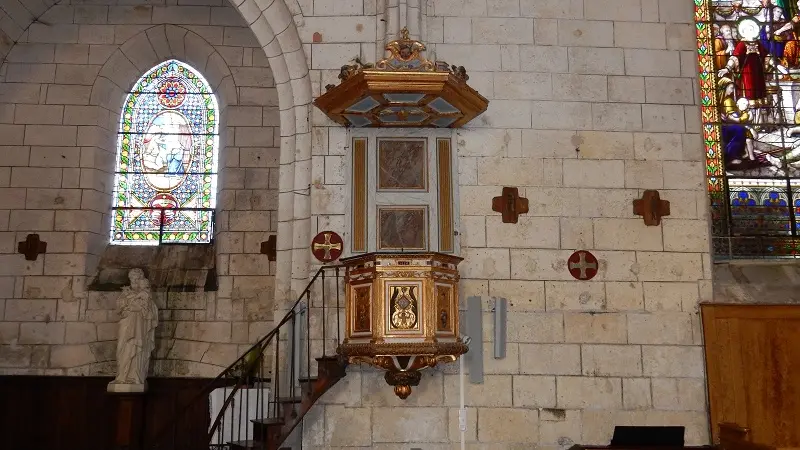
<box><xmin>59</xmin><ymin>379</ymin><xmax>77</xmax><ymax>449</ymax></box>
<box><xmin>787</xmin><ymin>322</ymin><xmax>800</xmax><ymax>446</ymax></box>
<box><xmin>0</xmin><ymin>376</ymin><xmax>35</xmax><ymax>449</ymax></box>
<box><xmin>701</xmin><ymin>304</ymin><xmax>723</xmax><ymax>442</ymax></box>
<box><xmin>39</xmin><ymin>377</ymin><xmax>59</xmax><ymax>449</ymax></box>
<box><xmin>143</xmin><ymin>380</ymin><xmax>177</xmax><ymax>449</ymax></box>
<box><xmin>710</xmin><ymin>317</ymin><xmax>740</xmax><ymax>432</ymax></box>
<box><xmin>352</xmin><ymin>137</ymin><xmax>368</xmax><ymax>253</ymax></box>
<box><xmin>726</xmin><ymin>318</ymin><xmax>750</xmax><ymax>431</ymax></box>
<box><xmin>670</xmin><ymin>304</ymin><xmax>800</xmax><ymax>447</ymax></box>
<box><xmin>774</xmin><ymin>320</ymin><xmax>800</xmax><ymax>446</ymax></box>
<box><xmin>85</xmin><ymin>378</ymin><xmax>115</xmax><ymax>450</ymax></box>
<box><xmin>739</xmin><ymin>318</ymin><xmax>771</xmax><ymax>444</ymax></box>
<box><xmin>436</xmin><ymin>138</ymin><xmax>453</xmax><ymax>253</ymax></box>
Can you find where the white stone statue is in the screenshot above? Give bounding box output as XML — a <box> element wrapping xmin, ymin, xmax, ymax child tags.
<box><xmin>108</xmin><ymin>268</ymin><xmax>158</xmax><ymax>393</ymax></box>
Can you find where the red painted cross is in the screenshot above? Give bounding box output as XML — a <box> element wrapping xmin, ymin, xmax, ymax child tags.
<box><xmin>568</xmin><ymin>251</ymin><xmax>598</xmax><ymax>281</ymax></box>
<box><xmin>17</xmin><ymin>234</ymin><xmax>47</xmax><ymax>261</ymax></box>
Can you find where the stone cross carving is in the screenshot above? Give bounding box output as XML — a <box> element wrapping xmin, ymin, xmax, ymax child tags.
<box><xmin>633</xmin><ymin>190</ymin><xmax>671</xmax><ymax>226</ymax></box>
<box><xmin>17</xmin><ymin>234</ymin><xmax>47</xmax><ymax>261</ymax></box>
<box><xmin>492</xmin><ymin>187</ymin><xmax>529</xmax><ymax>224</ymax></box>
<box><xmin>108</xmin><ymin>268</ymin><xmax>158</xmax><ymax>393</ymax></box>
<box><xmin>260</xmin><ymin>235</ymin><xmax>277</xmax><ymax>261</ymax></box>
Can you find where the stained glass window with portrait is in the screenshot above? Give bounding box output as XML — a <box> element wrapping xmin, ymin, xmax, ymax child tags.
<box><xmin>697</xmin><ymin>0</ymin><xmax>800</xmax><ymax>258</ymax></box>
<box><xmin>111</xmin><ymin>60</ymin><xmax>218</xmax><ymax>245</ymax></box>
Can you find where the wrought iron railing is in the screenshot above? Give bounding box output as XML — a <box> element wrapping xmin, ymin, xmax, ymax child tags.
<box><xmin>149</xmin><ymin>264</ymin><xmax>346</xmax><ymax>450</ymax></box>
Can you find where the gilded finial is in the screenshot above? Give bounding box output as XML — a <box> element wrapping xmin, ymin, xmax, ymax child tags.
<box><xmin>401</xmin><ymin>26</ymin><xmax>410</xmax><ymax>40</ymax></box>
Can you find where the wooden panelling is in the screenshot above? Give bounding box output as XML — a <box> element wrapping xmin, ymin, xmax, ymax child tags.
<box><xmin>436</xmin><ymin>138</ymin><xmax>453</xmax><ymax>253</ymax></box>
<box><xmin>0</xmin><ymin>376</ymin><xmax>214</xmax><ymax>450</ymax></box>
<box><xmin>352</xmin><ymin>137</ymin><xmax>367</xmax><ymax>253</ymax></box>
<box><xmin>702</xmin><ymin>304</ymin><xmax>800</xmax><ymax>447</ymax></box>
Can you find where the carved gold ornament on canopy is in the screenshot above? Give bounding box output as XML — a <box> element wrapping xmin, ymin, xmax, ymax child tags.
<box><xmin>313</xmin><ymin>28</ymin><xmax>489</xmax><ymax>128</ymax></box>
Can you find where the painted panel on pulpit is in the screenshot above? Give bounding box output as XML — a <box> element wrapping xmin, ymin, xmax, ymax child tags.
<box><xmin>377</xmin><ymin>206</ymin><xmax>427</xmax><ymax>250</ymax></box>
<box><xmin>112</xmin><ymin>59</ymin><xmax>218</xmax><ymax>245</ymax></box>
<box><xmin>697</xmin><ymin>0</ymin><xmax>800</xmax><ymax>258</ymax></box>
<box><xmin>377</xmin><ymin>138</ymin><xmax>427</xmax><ymax>190</ymax></box>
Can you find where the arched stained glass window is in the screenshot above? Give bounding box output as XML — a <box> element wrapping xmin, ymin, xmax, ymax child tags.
<box><xmin>112</xmin><ymin>60</ymin><xmax>218</xmax><ymax>245</ymax></box>
<box><xmin>696</xmin><ymin>0</ymin><xmax>800</xmax><ymax>259</ymax></box>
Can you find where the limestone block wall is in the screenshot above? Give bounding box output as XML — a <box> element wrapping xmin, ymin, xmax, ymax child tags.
<box><xmin>0</xmin><ymin>0</ymin><xmax>279</xmax><ymax>376</ymax></box>
<box><xmin>0</xmin><ymin>0</ymin><xmax>718</xmax><ymax>446</ymax></box>
<box><xmin>303</xmin><ymin>0</ymin><xmax>713</xmax><ymax>447</ymax></box>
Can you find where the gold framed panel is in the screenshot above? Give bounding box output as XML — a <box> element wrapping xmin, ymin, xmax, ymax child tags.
<box><xmin>376</xmin><ymin>206</ymin><xmax>428</xmax><ymax>251</ymax></box>
<box><xmin>376</xmin><ymin>137</ymin><xmax>428</xmax><ymax>191</ymax></box>
<box><xmin>351</xmin><ymin>284</ymin><xmax>372</xmax><ymax>336</ymax></box>
<box><xmin>384</xmin><ymin>280</ymin><xmax>425</xmax><ymax>336</ymax></box>
<box><xmin>434</xmin><ymin>282</ymin><xmax>454</xmax><ymax>336</ymax></box>
<box><xmin>436</xmin><ymin>138</ymin><xmax>454</xmax><ymax>253</ymax></box>
<box><xmin>352</xmin><ymin>137</ymin><xmax>368</xmax><ymax>253</ymax></box>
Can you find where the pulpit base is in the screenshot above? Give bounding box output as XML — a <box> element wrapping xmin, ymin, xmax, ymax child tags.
<box><xmin>340</xmin><ymin>342</ymin><xmax>468</xmax><ymax>399</ymax></box>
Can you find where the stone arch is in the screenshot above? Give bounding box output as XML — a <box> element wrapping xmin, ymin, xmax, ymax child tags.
<box><xmin>230</xmin><ymin>0</ymin><xmax>313</xmax><ymax>302</ymax></box>
<box><xmin>3</xmin><ymin>0</ymin><xmax>312</xmax><ymax>306</ymax></box>
<box><xmin>90</xmin><ymin>24</ymin><xmax>235</xmax><ymax>113</ymax></box>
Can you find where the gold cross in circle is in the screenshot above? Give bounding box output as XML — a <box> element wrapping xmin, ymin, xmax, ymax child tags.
<box><xmin>313</xmin><ymin>232</ymin><xmax>342</xmax><ymax>260</ymax></box>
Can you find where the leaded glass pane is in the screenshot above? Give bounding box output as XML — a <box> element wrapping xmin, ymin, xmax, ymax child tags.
<box><xmin>697</xmin><ymin>0</ymin><xmax>800</xmax><ymax>259</ymax></box>
<box><xmin>112</xmin><ymin>60</ymin><xmax>218</xmax><ymax>245</ymax></box>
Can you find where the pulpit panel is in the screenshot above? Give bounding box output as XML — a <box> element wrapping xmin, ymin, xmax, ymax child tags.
<box><xmin>338</xmin><ymin>253</ymin><xmax>467</xmax><ymax>399</ymax></box>
<box><xmin>345</xmin><ymin>130</ymin><xmax>458</xmax><ymax>257</ymax></box>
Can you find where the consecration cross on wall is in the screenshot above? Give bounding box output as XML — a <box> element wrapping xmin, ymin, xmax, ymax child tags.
<box><xmin>491</xmin><ymin>187</ymin><xmax>529</xmax><ymax>224</ymax></box>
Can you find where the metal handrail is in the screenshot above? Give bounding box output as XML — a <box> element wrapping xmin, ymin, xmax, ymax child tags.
<box><xmin>149</xmin><ymin>264</ymin><xmax>346</xmax><ymax>449</ymax></box>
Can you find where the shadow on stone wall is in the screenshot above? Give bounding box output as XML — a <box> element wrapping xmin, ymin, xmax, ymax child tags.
<box><xmin>89</xmin><ymin>244</ymin><xmax>217</xmax><ymax>291</ymax></box>
<box><xmin>713</xmin><ymin>262</ymin><xmax>800</xmax><ymax>304</ymax></box>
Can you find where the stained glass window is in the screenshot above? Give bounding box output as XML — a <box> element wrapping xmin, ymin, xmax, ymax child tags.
<box><xmin>111</xmin><ymin>60</ymin><xmax>218</xmax><ymax>245</ymax></box>
<box><xmin>697</xmin><ymin>0</ymin><xmax>800</xmax><ymax>259</ymax></box>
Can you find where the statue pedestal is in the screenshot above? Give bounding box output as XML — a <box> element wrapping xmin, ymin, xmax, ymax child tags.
<box><xmin>107</xmin><ymin>382</ymin><xmax>146</xmax><ymax>393</ymax></box>
<box><xmin>108</xmin><ymin>391</ymin><xmax>146</xmax><ymax>450</ymax></box>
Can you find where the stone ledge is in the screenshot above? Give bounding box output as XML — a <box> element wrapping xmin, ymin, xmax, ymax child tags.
<box><xmin>88</xmin><ymin>244</ymin><xmax>217</xmax><ymax>292</ymax></box>
<box><xmin>712</xmin><ymin>261</ymin><xmax>800</xmax><ymax>304</ymax></box>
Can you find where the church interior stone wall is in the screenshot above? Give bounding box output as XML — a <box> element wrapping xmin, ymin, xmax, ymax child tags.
<box><xmin>304</xmin><ymin>0</ymin><xmax>711</xmax><ymax>447</ymax></box>
<box><xmin>0</xmin><ymin>0</ymin><xmax>748</xmax><ymax>447</ymax></box>
<box><xmin>0</xmin><ymin>0</ymin><xmax>279</xmax><ymax>377</ymax></box>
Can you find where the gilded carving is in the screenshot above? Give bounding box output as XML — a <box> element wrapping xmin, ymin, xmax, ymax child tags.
<box><xmin>390</xmin><ymin>285</ymin><xmax>418</xmax><ymax>330</ymax></box>
<box><xmin>337</xmin><ymin>252</ymin><xmax>467</xmax><ymax>398</ymax></box>
<box><xmin>377</xmin><ymin>270</ymin><xmax>430</xmax><ymax>278</ymax></box>
<box><xmin>336</xmin><ymin>57</ymin><xmax>374</xmax><ymax>84</ymax></box>
<box><xmin>436</xmin><ymin>285</ymin><xmax>452</xmax><ymax>332</ymax></box>
<box><xmin>312</xmin><ymin>28</ymin><xmax>488</xmax><ymax>129</ymax></box>
<box><xmin>353</xmin><ymin>286</ymin><xmax>371</xmax><ymax>333</ymax></box>
<box><xmin>338</xmin><ymin>341</ymin><xmax>468</xmax><ymax>358</ymax></box>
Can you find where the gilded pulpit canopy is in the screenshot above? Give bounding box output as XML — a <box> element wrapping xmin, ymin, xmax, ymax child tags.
<box><xmin>313</xmin><ymin>27</ymin><xmax>489</xmax><ymax>128</ymax></box>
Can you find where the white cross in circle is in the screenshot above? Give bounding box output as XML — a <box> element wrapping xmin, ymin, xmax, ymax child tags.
<box><xmin>569</xmin><ymin>252</ymin><xmax>597</xmax><ymax>279</ymax></box>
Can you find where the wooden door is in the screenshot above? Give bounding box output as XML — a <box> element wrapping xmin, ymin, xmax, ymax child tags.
<box><xmin>702</xmin><ymin>304</ymin><xmax>800</xmax><ymax>446</ymax></box>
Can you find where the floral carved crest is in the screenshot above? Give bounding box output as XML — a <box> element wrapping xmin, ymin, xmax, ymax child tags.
<box><xmin>331</xmin><ymin>27</ymin><xmax>469</xmax><ymax>89</ymax></box>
